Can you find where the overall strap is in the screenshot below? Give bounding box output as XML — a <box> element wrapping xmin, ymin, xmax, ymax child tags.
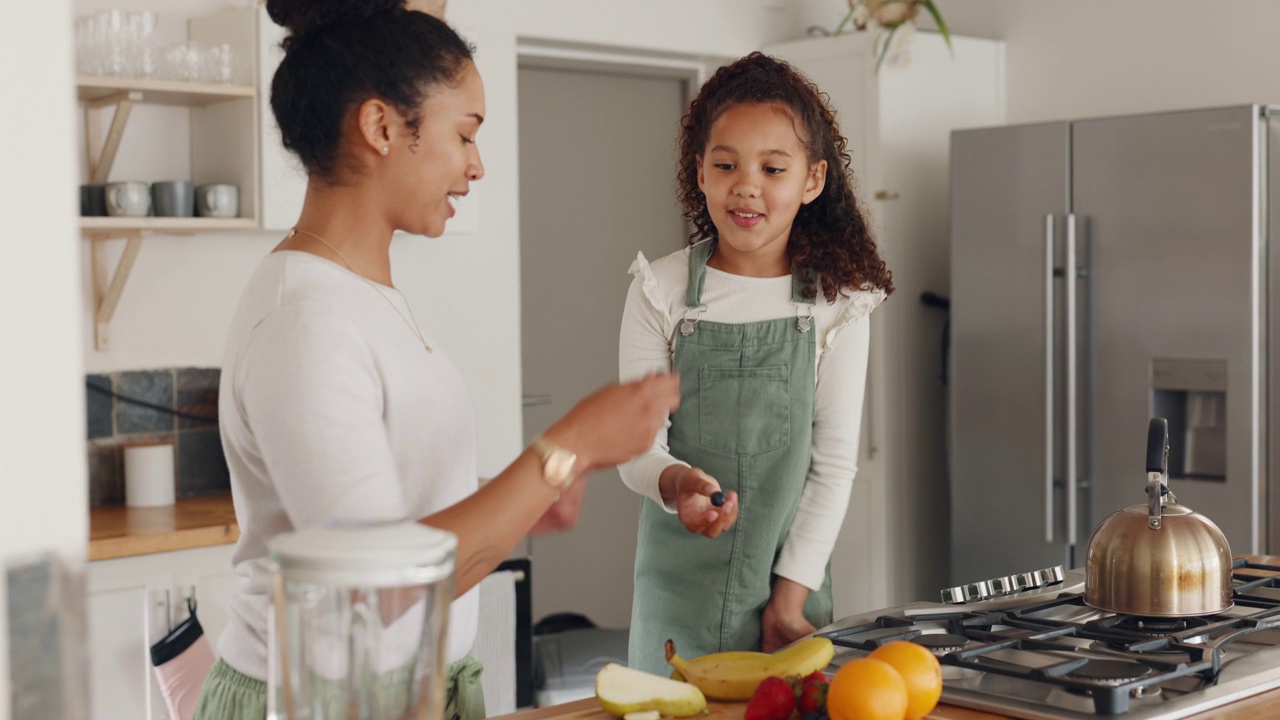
<box><xmin>791</xmin><ymin>267</ymin><xmax>817</xmax><ymax>305</ymax></box>
<box><xmin>792</xmin><ymin>267</ymin><xmax>817</xmax><ymax>333</ymax></box>
<box><xmin>685</xmin><ymin>240</ymin><xmax>716</xmax><ymax>308</ymax></box>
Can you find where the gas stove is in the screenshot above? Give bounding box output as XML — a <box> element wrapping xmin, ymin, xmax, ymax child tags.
<box><xmin>815</xmin><ymin>559</ymin><xmax>1280</xmax><ymax>719</ymax></box>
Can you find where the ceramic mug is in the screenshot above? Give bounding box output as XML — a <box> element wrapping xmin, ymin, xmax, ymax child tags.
<box><xmin>196</xmin><ymin>183</ymin><xmax>239</xmax><ymax>218</ymax></box>
<box><xmin>80</xmin><ymin>184</ymin><xmax>107</xmax><ymax>216</ymax></box>
<box><xmin>151</xmin><ymin>180</ymin><xmax>195</xmax><ymax>217</ymax></box>
<box><xmin>105</xmin><ymin>181</ymin><xmax>152</xmax><ymax>217</ymax></box>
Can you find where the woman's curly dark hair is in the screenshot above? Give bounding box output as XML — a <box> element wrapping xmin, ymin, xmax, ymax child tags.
<box><xmin>266</xmin><ymin>0</ymin><xmax>474</xmax><ymax>180</ymax></box>
<box><xmin>676</xmin><ymin>52</ymin><xmax>894</xmax><ymax>301</ymax></box>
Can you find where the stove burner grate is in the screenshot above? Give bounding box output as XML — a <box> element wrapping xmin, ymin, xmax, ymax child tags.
<box><xmin>818</xmin><ymin>560</ymin><xmax>1280</xmax><ymax>716</ymax></box>
<box><xmin>1109</xmin><ymin>615</ymin><xmax>1211</xmax><ymax>635</ymax></box>
<box><xmin>914</xmin><ymin>633</ymin><xmax>970</xmax><ymax>655</ymax></box>
<box><xmin>1065</xmin><ymin>660</ymin><xmax>1152</xmax><ymax>686</ymax></box>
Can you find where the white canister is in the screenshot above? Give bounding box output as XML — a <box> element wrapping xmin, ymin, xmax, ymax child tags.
<box><xmin>124</xmin><ymin>442</ymin><xmax>176</xmax><ymax>508</ymax></box>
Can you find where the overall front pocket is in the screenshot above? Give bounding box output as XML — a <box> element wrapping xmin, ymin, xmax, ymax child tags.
<box><xmin>698</xmin><ymin>365</ymin><xmax>791</xmax><ymax>456</ymax></box>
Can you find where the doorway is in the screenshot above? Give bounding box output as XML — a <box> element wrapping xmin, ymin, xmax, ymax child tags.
<box><xmin>518</xmin><ymin>55</ymin><xmax>692</xmax><ymax>629</ymax></box>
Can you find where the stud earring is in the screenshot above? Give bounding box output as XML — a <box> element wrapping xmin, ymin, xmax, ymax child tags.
<box><xmin>380</xmin><ymin>146</ymin><xmax>389</xmax><ymax>155</ymax></box>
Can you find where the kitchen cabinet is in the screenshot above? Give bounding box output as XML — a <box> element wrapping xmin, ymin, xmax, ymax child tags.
<box><xmin>86</xmin><ymin>544</ymin><xmax>236</xmax><ymax>720</ymax></box>
<box><xmin>763</xmin><ymin>31</ymin><xmax>1004</xmax><ymax>611</ymax></box>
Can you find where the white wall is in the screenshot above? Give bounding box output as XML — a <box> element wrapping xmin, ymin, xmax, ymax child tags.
<box><xmin>917</xmin><ymin>0</ymin><xmax>1280</xmax><ymax>122</ymax></box>
<box><xmin>514</xmin><ymin>0</ymin><xmax>792</xmax><ymax>56</ymax></box>
<box><xmin>1</xmin><ymin>0</ymin><xmax>88</xmax><ymax>717</ymax></box>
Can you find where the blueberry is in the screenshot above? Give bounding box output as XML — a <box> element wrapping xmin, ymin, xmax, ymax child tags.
<box><xmin>710</xmin><ymin>492</ymin><xmax>726</xmax><ymax>507</ymax></box>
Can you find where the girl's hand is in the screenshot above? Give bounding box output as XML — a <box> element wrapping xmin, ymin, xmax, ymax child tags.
<box><xmin>669</xmin><ymin>466</ymin><xmax>738</xmax><ymax>537</ymax></box>
<box><xmin>545</xmin><ymin>373</ymin><xmax>681</xmax><ymax>473</ymax></box>
<box><xmin>761</xmin><ymin>576</ymin><xmax>816</xmax><ymax>652</ymax></box>
<box><xmin>528</xmin><ymin>476</ymin><xmax>587</xmax><ymax>534</ymax></box>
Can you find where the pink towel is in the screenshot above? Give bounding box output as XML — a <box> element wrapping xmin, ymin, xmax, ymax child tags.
<box><xmin>152</xmin><ymin>635</ymin><xmax>216</xmax><ymax>720</ymax></box>
<box><xmin>151</xmin><ymin>598</ymin><xmax>217</xmax><ymax>720</ymax></box>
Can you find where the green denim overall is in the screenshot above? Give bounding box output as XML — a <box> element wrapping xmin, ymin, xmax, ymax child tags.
<box><xmin>628</xmin><ymin>240</ymin><xmax>833</xmax><ymax>675</ymax></box>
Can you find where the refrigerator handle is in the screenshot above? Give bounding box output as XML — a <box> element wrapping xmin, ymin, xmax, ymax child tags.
<box><xmin>1044</xmin><ymin>214</ymin><xmax>1055</xmax><ymax>544</ymax></box>
<box><xmin>1066</xmin><ymin>213</ymin><xmax>1079</xmax><ymax>547</ymax></box>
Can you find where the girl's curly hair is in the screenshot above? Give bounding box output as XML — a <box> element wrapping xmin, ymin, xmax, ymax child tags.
<box><xmin>676</xmin><ymin>52</ymin><xmax>894</xmax><ymax>301</ymax></box>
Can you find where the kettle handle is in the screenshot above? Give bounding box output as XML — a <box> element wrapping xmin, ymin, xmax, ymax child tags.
<box><xmin>1146</xmin><ymin>418</ymin><xmax>1169</xmax><ymax>473</ymax></box>
<box><xmin>1146</xmin><ymin>418</ymin><xmax>1170</xmax><ymax>529</ymax></box>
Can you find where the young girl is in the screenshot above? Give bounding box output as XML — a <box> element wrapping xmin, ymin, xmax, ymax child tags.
<box><xmin>618</xmin><ymin>52</ymin><xmax>893</xmax><ymax>674</ymax></box>
<box><xmin>195</xmin><ymin>2</ymin><xmax>680</xmax><ymax>718</ymax></box>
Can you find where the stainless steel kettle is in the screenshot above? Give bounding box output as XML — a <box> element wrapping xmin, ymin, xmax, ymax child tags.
<box><xmin>1083</xmin><ymin>417</ymin><xmax>1233</xmax><ymax>616</ymax></box>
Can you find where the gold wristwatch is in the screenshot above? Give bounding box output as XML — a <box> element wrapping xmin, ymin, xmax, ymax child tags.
<box><xmin>531</xmin><ymin>436</ymin><xmax>577</xmax><ymax>490</ymax></box>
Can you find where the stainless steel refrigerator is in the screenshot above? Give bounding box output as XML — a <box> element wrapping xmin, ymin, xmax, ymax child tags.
<box><xmin>948</xmin><ymin>105</ymin><xmax>1278</xmax><ymax>586</ymax></box>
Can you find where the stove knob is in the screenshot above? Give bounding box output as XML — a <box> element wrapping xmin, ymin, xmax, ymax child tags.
<box><xmin>1035</xmin><ymin>566</ymin><xmax>1065</xmax><ymax>586</ymax></box>
<box><xmin>991</xmin><ymin>576</ymin><xmax>1019</xmax><ymax>595</ymax></box>
<box><xmin>940</xmin><ymin>586</ymin><xmax>967</xmax><ymax>604</ymax></box>
<box><xmin>963</xmin><ymin>580</ymin><xmax>993</xmax><ymax>602</ymax></box>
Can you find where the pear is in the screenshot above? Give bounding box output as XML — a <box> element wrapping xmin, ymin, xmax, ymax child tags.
<box><xmin>596</xmin><ymin>663</ymin><xmax>708</xmax><ymax>718</ymax></box>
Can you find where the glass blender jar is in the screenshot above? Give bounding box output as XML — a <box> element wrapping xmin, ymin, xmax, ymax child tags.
<box><xmin>267</xmin><ymin>521</ymin><xmax>457</xmax><ymax>720</ymax></box>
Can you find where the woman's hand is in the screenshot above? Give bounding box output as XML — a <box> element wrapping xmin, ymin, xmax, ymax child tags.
<box><xmin>661</xmin><ymin>465</ymin><xmax>738</xmax><ymax>537</ymax></box>
<box><xmin>544</xmin><ymin>373</ymin><xmax>681</xmax><ymax>473</ymax></box>
<box><xmin>761</xmin><ymin>576</ymin><xmax>816</xmax><ymax>652</ymax></box>
<box><xmin>528</xmin><ymin>476</ymin><xmax>587</xmax><ymax>534</ymax></box>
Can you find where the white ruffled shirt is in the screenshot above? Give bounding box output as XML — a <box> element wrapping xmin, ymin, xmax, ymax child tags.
<box><xmin>617</xmin><ymin>242</ymin><xmax>884</xmax><ymax>591</ymax></box>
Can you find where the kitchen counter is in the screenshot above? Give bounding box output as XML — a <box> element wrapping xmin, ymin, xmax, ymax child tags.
<box><xmin>494</xmin><ymin>687</ymin><xmax>1280</xmax><ymax>720</ymax></box>
<box><xmin>88</xmin><ymin>493</ymin><xmax>238</xmax><ymax>561</ymax></box>
<box><xmin>497</xmin><ymin>555</ymin><xmax>1280</xmax><ymax>720</ymax></box>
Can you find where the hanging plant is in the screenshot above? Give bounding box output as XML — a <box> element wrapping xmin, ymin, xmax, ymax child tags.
<box><xmin>835</xmin><ymin>0</ymin><xmax>952</xmax><ymax>73</ymax></box>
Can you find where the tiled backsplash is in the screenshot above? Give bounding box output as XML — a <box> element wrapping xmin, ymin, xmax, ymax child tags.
<box><xmin>86</xmin><ymin>368</ymin><xmax>228</xmax><ymax>507</ymax></box>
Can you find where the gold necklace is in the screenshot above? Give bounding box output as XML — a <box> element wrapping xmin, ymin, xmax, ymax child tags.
<box><xmin>288</xmin><ymin>227</ymin><xmax>433</xmax><ymax>353</ymax></box>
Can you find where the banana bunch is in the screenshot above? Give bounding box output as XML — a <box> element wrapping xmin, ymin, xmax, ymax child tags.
<box><xmin>664</xmin><ymin>637</ymin><xmax>835</xmax><ymax>701</ymax></box>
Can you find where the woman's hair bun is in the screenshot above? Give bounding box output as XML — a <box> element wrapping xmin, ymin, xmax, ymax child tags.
<box><xmin>266</xmin><ymin>0</ymin><xmax>403</xmax><ymax>40</ymax></box>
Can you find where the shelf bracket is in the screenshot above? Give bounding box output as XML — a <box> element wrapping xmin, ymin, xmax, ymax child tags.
<box><xmin>90</xmin><ymin>232</ymin><xmax>144</xmax><ymax>351</ymax></box>
<box><xmin>85</xmin><ymin>90</ymin><xmax>141</xmax><ymax>185</ymax></box>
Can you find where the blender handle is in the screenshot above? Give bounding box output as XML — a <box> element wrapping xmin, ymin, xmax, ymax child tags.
<box><xmin>350</xmin><ymin>598</ymin><xmax>381</xmax><ymax>715</ymax></box>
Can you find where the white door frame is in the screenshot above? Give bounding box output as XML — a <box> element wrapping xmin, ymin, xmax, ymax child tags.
<box><xmin>516</xmin><ymin>39</ymin><xmax>715</xmax><ymax>86</ymax></box>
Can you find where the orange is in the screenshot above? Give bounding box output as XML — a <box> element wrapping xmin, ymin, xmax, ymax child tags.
<box><xmin>826</xmin><ymin>657</ymin><xmax>908</xmax><ymax>720</ymax></box>
<box><xmin>868</xmin><ymin>641</ymin><xmax>943</xmax><ymax>720</ymax></box>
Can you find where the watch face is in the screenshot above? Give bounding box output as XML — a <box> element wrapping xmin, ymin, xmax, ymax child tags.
<box><xmin>546</xmin><ymin>451</ymin><xmax>575</xmax><ymax>488</ymax></box>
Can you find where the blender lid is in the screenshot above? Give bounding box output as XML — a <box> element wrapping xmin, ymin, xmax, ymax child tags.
<box><xmin>269</xmin><ymin>520</ymin><xmax>457</xmax><ymax>584</ymax></box>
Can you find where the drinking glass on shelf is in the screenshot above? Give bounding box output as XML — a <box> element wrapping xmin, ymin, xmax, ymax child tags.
<box><xmin>74</xmin><ymin>15</ymin><xmax>102</xmax><ymax>75</ymax></box>
<box><xmin>124</xmin><ymin>11</ymin><xmax>159</xmax><ymax>79</ymax></box>
<box><xmin>99</xmin><ymin>9</ymin><xmax>128</xmax><ymax>77</ymax></box>
<box><xmin>201</xmin><ymin>43</ymin><xmax>236</xmax><ymax>84</ymax></box>
<box><xmin>161</xmin><ymin>41</ymin><xmax>206</xmax><ymax>83</ymax></box>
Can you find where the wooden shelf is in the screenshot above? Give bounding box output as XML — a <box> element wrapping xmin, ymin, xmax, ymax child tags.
<box><xmin>89</xmin><ymin>494</ymin><xmax>239</xmax><ymax>562</ymax></box>
<box><xmin>76</xmin><ymin>75</ymin><xmax>255</xmax><ymax>106</ymax></box>
<box><xmin>80</xmin><ymin>216</ymin><xmax>258</xmax><ymax>234</ymax></box>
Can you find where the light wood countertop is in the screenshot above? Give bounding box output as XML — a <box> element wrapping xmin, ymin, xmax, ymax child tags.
<box><xmin>88</xmin><ymin>494</ymin><xmax>238</xmax><ymax>561</ymax></box>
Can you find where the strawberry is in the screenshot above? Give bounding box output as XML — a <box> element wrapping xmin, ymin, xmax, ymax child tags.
<box><xmin>745</xmin><ymin>676</ymin><xmax>797</xmax><ymax>720</ymax></box>
<box><xmin>795</xmin><ymin>671</ymin><xmax>829</xmax><ymax>715</ymax></box>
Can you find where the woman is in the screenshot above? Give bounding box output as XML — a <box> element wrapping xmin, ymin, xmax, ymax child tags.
<box><xmin>194</xmin><ymin>2</ymin><xmax>681</xmax><ymax>718</ymax></box>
